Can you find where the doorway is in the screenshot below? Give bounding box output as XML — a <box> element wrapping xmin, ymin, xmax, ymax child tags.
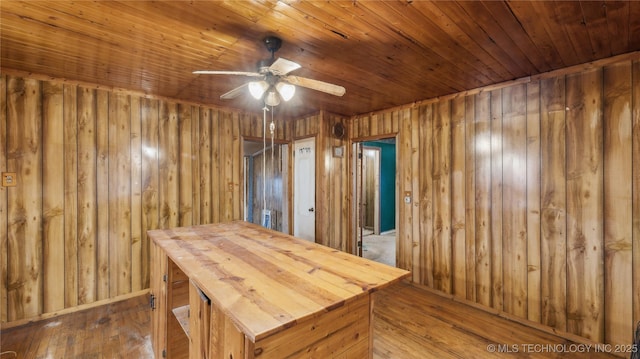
<box><xmin>353</xmin><ymin>138</ymin><xmax>397</xmax><ymax>266</ymax></box>
<box><xmin>243</xmin><ymin>139</ymin><xmax>289</xmax><ymax>233</ymax></box>
<box><xmin>293</xmin><ymin>137</ymin><xmax>316</xmax><ymax>242</ymax></box>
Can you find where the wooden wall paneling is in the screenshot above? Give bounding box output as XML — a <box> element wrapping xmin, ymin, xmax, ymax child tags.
<box><xmin>633</xmin><ymin>60</ymin><xmax>640</xmax><ymax>336</ymax></box>
<box><xmin>95</xmin><ymin>89</ymin><xmax>110</xmax><ymax>301</ymax></box>
<box><xmin>178</xmin><ymin>104</ymin><xmax>193</xmax><ymax>227</ymax></box>
<box><xmin>63</xmin><ymin>84</ymin><xmax>79</xmax><ymax>307</ymax></box>
<box><xmin>329</xmin><ymin>115</ymin><xmax>345</xmax><ymax>251</ymax></box>
<box><xmin>220</xmin><ymin>112</ymin><xmax>233</xmax><ymax>223</ymax></box>
<box><xmin>159</xmin><ymin>101</ymin><xmax>179</xmax><ymax>229</ymax></box>
<box><xmin>191</xmin><ymin>106</ymin><xmax>201</xmax><ymax>226</ymax></box>
<box><xmin>525</xmin><ymin>81</ymin><xmax>542</xmax><ymax>323</ymax></box>
<box><xmin>317</xmin><ymin>112</ymin><xmax>328</xmax><ymax>247</ymax></box>
<box><xmin>392</xmin><ymin>111</ymin><xmax>401</xmax><ymax>134</ymax></box>
<box><xmin>108</xmin><ymin>92</ymin><xmax>132</xmax><ymax>297</ymax></box>
<box><xmin>603</xmin><ymin>62</ymin><xmax>633</xmax><ymax>346</ymax></box>
<box><xmin>232</xmin><ymin>112</ymin><xmax>241</xmax><ymax>221</ymax></box>
<box><xmin>369</xmin><ymin>113</ymin><xmax>379</xmax><ymax>137</ymax></box>
<box><xmin>451</xmin><ymin>97</ymin><xmax>466</xmax><ymax>298</ymax></box>
<box><xmin>397</xmin><ymin>109</ymin><xmax>412</xmax><ymax>272</ymax></box>
<box><xmin>130</xmin><ymin>96</ymin><xmax>142</xmax><ymax>292</ymax></box>
<box><xmin>539</xmin><ymin>76</ymin><xmax>567</xmax><ymax>331</ymax></box>
<box><xmin>0</xmin><ymin>75</ymin><xmax>7</xmax><ymax>323</ymax></box>
<box><xmin>211</xmin><ymin>109</ymin><xmax>220</xmax><ymax>223</ymax></box>
<box><xmin>351</xmin><ymin>116</ymin><xmax>360</xmax><ymax>141</ymax></box>
<box><xmin>464</xmin><ymin>96</ymin><xmax>476</xmax><ymax>302</ymax></box>
<box><xmin>360</xmin><ymin>112</ymin><xmax>370</xmax><ymax>138</ymax></box>
<box><xmin>199</xmin><ymin>108</ymin><xmax>211</xmax><ymax>224</ymax></box>
<box><xmin>501</xmin><ymin>84</ymin><xmax>527</xmax><ymax>318</ymax></box>
<box><xmin>383</xmin><ymin>111</ymin><xmax>394</xmax><ymax>135</ymax></box>
<box><xmin>489</xmin><ymin>89</ymin><xmax>503</xmax><ymax>310</ymax></box>
<box><xmin>432</xmin><ymin>100</ymin><xmax>452</xmax><ymax>294</ymax></box>
<box><xmin>7</xmin><ymin>77</ymin><xmax>43</xmax><ymax>320</ymax></box>
<box><xmin>410</xmin><ymin>107</ymin><xmax>421</xmax><ymax>284</ymax></box>
<box><xmin>321</xmin><ymin>113</ymin><xmax>330</xmax><ymax>248</ymax></box>
<box><xmin>42</xmin><ymin>81</ymin><xmax>65</xmax><ymax>313</ymax></box>
<box><xmin>474</xmin><ymin>91</ymin><xmax>492</xmax><ymax>307</ymax></box>
<box><xmin>77</xmin><ymin>87</ymin><xmax>98</xmax><ymax>304</ymax></box>
<box><xmin>417</xmin><ymin>104</ymin><xmax>433</xmax><ymax>287</ymax></box>
<box><xmin>141</xmin><ymin>97</ymin><xmax>159</xmax><ymax>291</ymax></box>
<box><xmin>565</xmin><ymin>69</ymin><xmax>604</xmax><ymax>342</ymax></box>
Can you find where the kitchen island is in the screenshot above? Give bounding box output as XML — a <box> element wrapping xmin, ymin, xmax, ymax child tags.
<box><xmin>148</xmin><ymin>221</ymin><xmax>410</xmax><ymax>358</ymax></box>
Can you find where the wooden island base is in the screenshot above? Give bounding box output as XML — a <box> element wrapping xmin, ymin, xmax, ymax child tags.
<box><xmin>148</xmin><ymin>221</ymin><xmax>409</xmax><ymax>359</ymax></box>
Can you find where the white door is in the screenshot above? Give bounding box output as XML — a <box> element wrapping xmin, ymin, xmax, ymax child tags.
<box><xmin>294</xmin><ymin>137</ymin><xmax>315</xmax><ymax>242</ymax></box>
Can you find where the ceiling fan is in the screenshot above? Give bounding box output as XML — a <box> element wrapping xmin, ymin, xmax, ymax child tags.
<box><xmin>193</xmin><ymin>36</ymin><xmax>346</xmax><ymax>106</ymax></box>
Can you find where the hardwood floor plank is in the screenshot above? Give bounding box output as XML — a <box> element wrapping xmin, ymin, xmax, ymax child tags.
<box><xmin>0</xmin><ymin>284</ymin><xmax>621</xmax><ymax>358</ymax></box>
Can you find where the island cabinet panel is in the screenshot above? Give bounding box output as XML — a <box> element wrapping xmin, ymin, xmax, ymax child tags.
<box><xmin>148</xmin><ymin>221</ymin><xmax>409</xmax><ymax>359</ymax></box>
<box><xmin>248</xmin><ymin>294</ymin><xmax>370</xmax><ymax>358</ymax></box>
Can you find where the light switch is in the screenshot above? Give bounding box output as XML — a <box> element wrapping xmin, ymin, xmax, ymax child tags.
<box><xmin>2</xmin><ymin>172</ymin><xmax>17</xmax><ymax>187</ymax></box>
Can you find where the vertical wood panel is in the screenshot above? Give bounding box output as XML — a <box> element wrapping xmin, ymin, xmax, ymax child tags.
<box><xmin>474</xmin><ymin>91</ymin><xmax>492</xmax><ymax>307</ymax></box>
<box><xmin>159</xmin><ymin>101</ymin><xmax>179</xmax><ymax>229</ymax></box>
<box><xmin>7</xmin><ymin>77</ymin><xmax>42</xmax><ymax>320</ymax></box>
<box><xmin>178</xmin><ymin>104</ymin><xmax>193</xmax><ymax>227</ymax></box>
<box><xmin>397</xmin><ymin>110</ymin><xmax>412</xmax><ymax>272</ymax></box>
<box><xmin>220</xmin><ymin>112</ymin><xmax>233</xmax><ymax>223</ymax></box>
<box><xmin>633</xmin><ymin>60</ymin><xmax>640</xmax><ymax>336</ymax></box>
<box><xmin>0</xmin><ymin>75</ymin><xmax>7</xmax><ymax>323</ymax></box>
<box><xmin>501</xmin><ymin>84</ymin><xmax>527</xmax><ymax>318</ymax></box>
<box><xmin>451</xmin><ymin>97</ymin><xmax>466</xmax><ymax>298</ymax></box>
<box><xmin>77</xmin><ymin>87</ymin><xmax>97</xmax><ymax>304</ymax></box>
<box><xmin>418</xmin><ymin>104</ymin><xmax>434</xmax><ymax>287</ymax></box>
<box><xmin>603</xmin><ymin>62</ymin><xmax>633</xmax><ymax>346</ymax></box>
<box><xmin>433</xmin><ymin>100</ymin><xmax>452</xmax><ymax>294</ymax></box>
<box><xmin>490</xmin><ymin>89</ymin><xmax>503</xmax><ymax>310</ymax></box>
<box><xmin>565</xmin><ymin>69</ymin><xmax>604</xmax><ymax>341</ymax></box>
<box><xmin>108</xmin><ymin>93</ymin><xmax>132</xmax><ymax>297</ymax></box>
<box><xmin>540</xmin><ymin>76</ymin><xmax>567</xmax><ymax>331</ymax></box>
<box><xmin>95</xmin><ymin>89</ymin><xmax>110</xmax><ymax>300</ymax></box>
<box><xmin>464</xmin><ymin>96</ymin><xmax>477</xmax><ymax>302</ymax></box>
<box><xmin>191</xmin><ymin>106</ymin><xmax>200</xmax><ymax>225</ymax></box>
<box><xmin>141</xmin><ymin>98</ymin><xmax>159</xmax><ymax>291</ymax></box>
<box><xmin>410</xmin><ymin>107</ymin><xmax>420</xmax><ymax>283</ymax></box>
<box><xmin>130</xmin><ymin>96</ymin><xmax>143</xmax><ymax>292</ymax></box>
<box><xmin>526</xmin><ymin>82</ymin><xmax>542</xmax><ymax>323</ymax></box>
<box><xmin>63</xmin><ymin>84</ymin><xmax>78</xmax><ymax>307</ymax></box>
<box><xmin>42</xmin><ymin>81</ymin><xmax>64</xmax><ymax>313</ymax></box>
<box><xmin>199</xmin><ymin>108</ymin><xmax>211</xmax><ymax>223</ymax></box>
<box><xmin>231</xmin><ymin>112</ymin><xmax>241</xmax><ymax>220</ymax></box>
<box><xmin>211</xmin><ymin>110</ymin><xmax>221</xmax><ymax>223</ymax></box>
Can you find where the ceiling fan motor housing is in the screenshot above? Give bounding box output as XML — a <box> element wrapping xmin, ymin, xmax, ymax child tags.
<box><xmin>263</xmin><ymin>36</ymin><xmax>282</xmax><ymax>56</ymax></box>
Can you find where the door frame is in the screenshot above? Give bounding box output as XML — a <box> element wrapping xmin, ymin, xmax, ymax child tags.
<box><xmin>293</xmin><ymin>136</ymin><xmax>316</xmax><ymax>242</ymax></box>
<box><xmin>351</xmin><ymin>136</ymin><xmax>398</xmax><ymax>260</ymax></box>
<box><xmin>362</xmin><ymin>145</ymin><xmax>381</xmax><ymax>235</ymax></box>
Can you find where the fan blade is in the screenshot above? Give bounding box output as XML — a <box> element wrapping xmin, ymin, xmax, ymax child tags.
<box><xmin>193</xmin><ymin>70</ymin><xmax>262</xmax><ymax>77</ymax></box>
<box><xmin>220</xmin><ymin>83</ymin><xmax>249</xmax><ymax>100</ymax></box>
<box><xmin>283</xmin><ymin>76</ymin><xmax>346</xmax><ymax>97</ymax></box>
<box><xmin>269</xmin><ymin>58</ymin><xmax>301</xmax><ymax>76</ymax></box>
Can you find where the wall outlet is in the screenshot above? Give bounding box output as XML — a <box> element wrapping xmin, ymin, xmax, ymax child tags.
<box><xmin>2</xmin><ymin>172</ymin><xmax>16</xmax><ymax>187</ymax></box>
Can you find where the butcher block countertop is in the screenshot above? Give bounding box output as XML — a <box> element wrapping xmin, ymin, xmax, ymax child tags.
<box><xmin>148</xmin><ymin>221</ymin><xmax>410</xmax><ymax>343</ymax></box>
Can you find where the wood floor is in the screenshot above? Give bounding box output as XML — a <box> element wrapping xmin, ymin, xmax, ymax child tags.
<box><xmin>1</xmin><ymin>283</ymin><xmax>620</xmax><ymax>359</ymax></box>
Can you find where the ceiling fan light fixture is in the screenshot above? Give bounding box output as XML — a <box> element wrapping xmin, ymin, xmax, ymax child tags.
<box><xmin>248</xmin><ymin>81</ymin><xmax>268</xmax><ymax>99</ymax></box>
<box><xmin>264</xmin><ymin>88</ymin><xmax>281</xmax><ymax>106</ymax></box>
<box><xmin>276</xmin><ymin>82</ymin><xmax>295</xmax><ymax>101</ymax></box>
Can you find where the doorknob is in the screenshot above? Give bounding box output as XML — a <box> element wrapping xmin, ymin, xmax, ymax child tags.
<box><xmin>308</xmin><ymin>207</ymin><xmax>314</xmax><ymax>212</ymax></box>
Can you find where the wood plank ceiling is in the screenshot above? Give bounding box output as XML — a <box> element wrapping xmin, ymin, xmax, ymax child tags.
<box><xmin>2</xmin><ymin>1</ymin><xmax>639</xmax><ymax>118</ymax></box>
